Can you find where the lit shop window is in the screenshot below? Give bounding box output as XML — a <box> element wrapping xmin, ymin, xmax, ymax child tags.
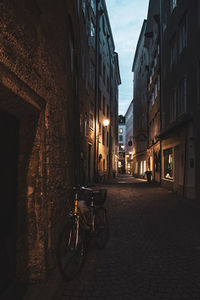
<box><xmin>164</xmin><ymin>148</ymin><xmax>173</xmax><ymax>180</ymax></box>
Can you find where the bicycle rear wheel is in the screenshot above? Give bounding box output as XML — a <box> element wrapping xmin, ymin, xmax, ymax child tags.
<box><xmin>57</xmin><ymin>220</ymin><xmax>85</xmax><ymax>281</ymax></box>
<box><xmin>95</xmin><ymin>207</ymin><xmax>109</xmax><ymax>249</ymax></box>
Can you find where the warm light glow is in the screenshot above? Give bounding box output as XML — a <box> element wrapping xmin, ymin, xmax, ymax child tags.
<box><xmin>103</xmin><ymin>119</ymin><xmax>110</xmax><ymax>127</ymax></box>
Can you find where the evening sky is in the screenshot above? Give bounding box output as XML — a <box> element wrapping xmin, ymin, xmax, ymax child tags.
<box><xmin>106</xmin><ymin>0</ymin><xmax>149</xmax><ymax>115</ymax></box>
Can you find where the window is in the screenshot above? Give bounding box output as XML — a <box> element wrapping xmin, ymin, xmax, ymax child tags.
<box><xmin>91</xmin><ymin>0</ymin><xmax>95</xmax><ymax>12</ymax></box>
<box><xmin>82</xmin><ymin>0</ymin><xmax>86</xmax><ymax>16</ymax></box>
<box><xmin>102</xmin><ymin>126</ymin><xmax>105</xmax><ymax>145</ymax></box>
<box><xmin>99</xmin><ymin>54</ymin><xmax>102</xmax><ymax>76</ymax></box>
<box><xmin>152</xmin><ymin>91</ymin><xmax>155</xmax><ymax>106</ymax></box>
<box><xmin>155</xmin><ymin>83</ymin><xmax>158</xmax><ymax>100</ymax></box>
<box><xmin>77</xmin><ymin>0</ymin><xmax>80</xmax><ymax>15</ymax></box>
<box><xmin>119</xmin><ymin>135</ymin><xmax>123</xmax><ymax>142</ymax></box>
<box><xmin>99</xmin><ymin>122</ymin><xmax>102</xmax><ymax>138</ymax></box>
<box><xmin>80</xmin><ymin>114</ymin><xmax>83</xmax><ymax>133</ymax></box>
<box><xmin>102</xmin><ymin>17</ymin><xmax>106</xmax><ymax>35</ymax></box>
<box><xmin>143</xmin><ymin>160</ymin><xmax>146</xmax><ymax>174</ymax></box>
<box><xmin>140</xmin><ymin>162</ymin><xmax>143</xmax><ymax>175</ymax></box>
<box><xmin>103</xmin><ymin>159</ymin><xmax>105</xmax><ymax>171</ymax></box>
<box><xmin>85</xmin><ymin>116</ymin><xmax>88</xmax><ymax>137</ymax></box>
<box><xmin>69</xmin><ymin>32</ymin><xmax>74</xmax><ymax>73</ymax></box>
<box><xmin>89</xmin><ymin>19</ymin><xmax>95</xmax><ymax>48</ymax></box>
<box><xmin>81</xmin><ymin>52</ymin><xmax>85</xmax><ymax>77</ymax></box>
<box><xmin>107</xmin><ymin>104</ymin><xmax>109</xmax><ymax>117</ymax></box>
<box><xmin>170</xmin><ymin>36</ymin><xmax>177</xmax><ymax>67</ymax></box>
<box><xmin>164</xmin><ymin>148</ymin><xmax>173</xmax><ymax>180</ymax></box>
<box><xmin>90</xmin><ymin>19</ymin><xmax>95</xmax><ymax>37</ymax></box>
<box><xmin>170</xmin><ymin>0</ymin><xmax>177</xmax><ymax>14</ymax></box>
<box><xmin>98</xmin><ymin>89</ymin><xmax>101</xmax><ymax>110</ymax></box>
<box><xmin>178</xmin><ymin>15</ymin><xmax>187</xmax><ymax>54</ymax></box>
<box><xmin>119</xmin><ymin>128</ymin><xmax>123</xmax><ymax>133</ymax></box>
<box><xmin>89</xmin><ymin>60</ymin><xmax>95</xmax><ymax>89</ymax></box>
<box><xmin>103</xmin><ymin>96</ymin><xmax>105</xmax><ymax>115</ymax></box>
<box><xmin>170</xmin><ymin>88</ymin><xmax>177</xmax><ymax>122</ymax></box>
<box><xmin>107</xmin><ymin>76</ymin><xmax>110</xmax><ymax>92</ymax></box>
<box><xmin>111</xmin><ymin>66</ymin><xmax>113</xmax><ymax>79</ymax></box>
<box><xmin>177</xmin><ymin>77</ymin><xmax>187</xmax><ymax>116</ymax></box>
<box><xmin>89</xmin><ymin>113</ymin><xmax>93</xmax><ymax>129</ymax></box>
<box><xmin>163</xmin><ymin>13</ymin><xmax>167</xmax><ymax>32</ymax></box>
<box><xmin>158</xmin><ymin>75</ymin><xmax>160</xmax><ymax>91</ymax></box>
<box><xmin>103</xmin><ymin>64</ymin><xmax>106</xmax><ymax>84</ymax></box>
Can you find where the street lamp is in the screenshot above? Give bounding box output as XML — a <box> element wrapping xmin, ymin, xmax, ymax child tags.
<box><xmin>103</xmin><ymin>119</ymin><xmax>110</xmax><ymax>127</ymax></box>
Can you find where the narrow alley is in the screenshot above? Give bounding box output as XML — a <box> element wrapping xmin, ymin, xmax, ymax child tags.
<box><xmin>23</xmin><ymin>176</ymin><xmax>200</xmax><ymax>300</ymax></box>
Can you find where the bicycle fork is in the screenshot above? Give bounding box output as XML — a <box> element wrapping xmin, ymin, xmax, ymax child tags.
<box><xmin>68</xmin><ymin>192</ymin><xmax>80</xmax><ymax>251</ymax></box>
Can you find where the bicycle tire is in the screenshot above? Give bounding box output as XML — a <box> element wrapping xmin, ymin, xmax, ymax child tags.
<box><xmin>95</xmin><ymin>207</ymin><xmax>109</xmax><ymax>249</ymax></box>
<box><xmin>57</xmin><ymin>220</ymin><xmax>85</xmax><ymax>281</ymax></box>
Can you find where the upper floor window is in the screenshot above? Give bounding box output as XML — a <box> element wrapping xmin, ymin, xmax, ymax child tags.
<box><xmin>107</xmin><ymin>104</ymin><xmax>109</xmax><ymax>117</ymax></box>
<box><xmin>90</xmin><ymin>19</ymin><xmax>95</xmax><ymax>37</ymax></box>
<box><xmin>178</xmin><ymin>15</ymin><xmax>187</xmax><ymax>54</ymax></box>
<box><xmin>177</xmin><ymin>77</ymin><xmax>187</xmax><ymax>116</ymax></box>
<box><xmin>170</xmin><ymin>36</ymin><xmax>177</xmax><ymax>68</ymax></box>
<box><xmin>103</xmin><ymin>64</ymin><xmax>106</xmax><ymax>84</ymax></box>
<box><xmin>91</xmin><ymin>0</ymin><xmax>96</xmax><ymax>13</ymax></box>
<box><xmin>89</xmin><ymin>113</ymin><xmax>94</xmax><ymax>129</ymax></box>
<box><xmin>82</xmin><ymin>0</ymin><xmax>86</xmax><ymax>16</ymax></box>
<box><xmin>98</xmin><ymin>89</ymin><xmax>102</xmax><ymax>110</ymax></box>
<box><xmin>89</xmin><ymin>60</ymin><xmax>95</xmax><ymax>89</ymax></box>
<box><xmin>99</xmin><ymin>54</ymin><xmax>102</xmax><ymax>76</ymax></box>
<box><xmin>119</xmin><ymin>135</ymin><xmax>123</xmax><ymax>142</ymax></box>
<box><xmin>102</xmin><ymin>127</ymin><xmax>105</xmax><ymax>145</ymax></box>
<box><xmin>102</xmin><ymin>17</ymin><xmax>106</xmax><ymax>35</ymax></box>
<box><xmin>151</xmin><ymin>91</ymin><xmax>155</xmax><ymax>106</ymax></box>
<box><xmin>155</xmin><ymin>83</ymin><xmax>158</xmax><ymax>100</ymax></box>
<box><xmin>107</xmin><ymin>76</ymin><xmax>110</xmax><ymax>92</ymax></box>
<box><xmin>170</xmin><ymin>88</ymin><xmax>177</xmax><ymax>122</ymax></box>
<box><xmin>77</xmin><ymin>0</ymin><xmax>80</xmax><ymax>15</ymax></box>
<box><xmin>170</xmin><ymin>0</ymin><xmax>177</xmax><ymax>14</ymax></box>
<box><xmin>103</xmin><ymin>96</ymin><xmax>105</xmax><ymax>115</ymax></box>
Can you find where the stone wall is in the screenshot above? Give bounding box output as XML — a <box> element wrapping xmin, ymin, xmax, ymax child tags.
<box><xmin>0</xmin><ymin>0</ymin><xmax>79</xmax><ymax>283</ymax></box>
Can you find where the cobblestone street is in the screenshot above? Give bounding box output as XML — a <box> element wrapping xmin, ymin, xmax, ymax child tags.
<box><xmin>23</xmin><ymin>176</ymin><xmax>200</xmax><ymax>299</ymax></box>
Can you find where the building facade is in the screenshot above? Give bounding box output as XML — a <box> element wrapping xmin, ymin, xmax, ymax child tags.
<box><xmin>79</xmin><ymin>0</ymin><xmax>120</xmax><ymax>184</ymax></box>
<box><xmin>133</xmin><ymin>0</ymin><xmax>200</xmax><ymax>199</ymax></box>
<box><xmin>125</xmin><ymin>100</ymin><xmax>134</xmax><ymax>175</ymax></box>
<box><xmin>132</xmin><ymin>21</ymin><xmax>148</xmax><ymax>179</ymax></box>
<box><xmin>145</xmin><ymin>0</ymin><xmax>161</xmax><ymax>183</ymax></box>
<box><xmin>159</xmin><ymin>0</ymin><xmax>198</xmax><ymax>199</ymax></box>
<box><xmin>118</xmin><ymin>115</ymin><xmax>126</xmax><ymax>173</ymax></box>
<box><xmin>0</xmin><ymin>0</ymin><xmax>120</xmax><ymax>290</ymax></box>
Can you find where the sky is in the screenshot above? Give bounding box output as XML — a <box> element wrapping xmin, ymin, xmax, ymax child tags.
<box><xmin>106</xmin><ymin>0</ymin><xmax>149</xmax><ymax>115</ymax></box>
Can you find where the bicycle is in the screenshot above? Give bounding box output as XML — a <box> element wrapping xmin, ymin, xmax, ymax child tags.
<box><xmin>56</xmin><ymin>185</ymin><xmax>109</xmax><ymax>282</ymax></box>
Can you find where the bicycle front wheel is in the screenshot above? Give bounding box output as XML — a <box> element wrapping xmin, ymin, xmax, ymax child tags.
<box><xmin>95</xmin><ymin>207</ymin><xmax>109</xmax><ymax>249</ymax></box>
<box><xmin>57</xmin><ymin>220</ymin><xmax>85</xmax><ymax>281</ymax></box>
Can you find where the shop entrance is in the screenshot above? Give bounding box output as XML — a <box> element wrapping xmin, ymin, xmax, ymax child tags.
<box><xmin>0</xmin><ymin>110</ymin><xmax>19</xmax><ymax>291</ymax></box>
